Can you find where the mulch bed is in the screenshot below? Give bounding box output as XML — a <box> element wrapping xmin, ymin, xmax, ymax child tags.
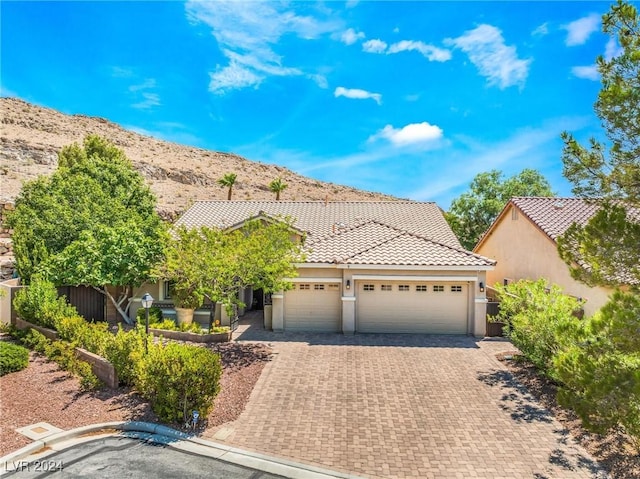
<box><xmin>497</xmin><ymin>352</ymin><xmax>640</xmax><ymax>479</ymax></box>
<box><xmin>0</xmin><ymin>339</ymin><xmax>272</xmax><ymax>456</ymax></box>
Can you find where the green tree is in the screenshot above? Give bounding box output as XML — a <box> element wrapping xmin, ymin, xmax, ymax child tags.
<box><xmin>157</xmin><ymin>218</ymin><xmax>304</xmax><ymax>315</ymax></box>
<box><xmin>268</xmin><ymin>177</ymin><xmax>288</xmax><ymax>200</ymax></box>
<box><xmin>555</xmin><ymin>1</ymin><xmax>640</xmax><ymax>443</ymax></box>
<box><xmin>554</xmin><ymin>291</ymin><xmax>640</xmax><ymax>440</ymax></box>
<box><xmin>217</xmin><ymin>172</ymin><xmax>237</xmax><ymax>200</ymax></box>
<box><xmin>559</xmin><ymin>0</ymin><xmax>640</xmax><ymax>288</ymax></box>
<box><xmin>445</xmin><ymin>169</ymin><xmax>554</xmax><ymax>250</ymax></box>
<box><xmin>7</xmin><ymin>135</ymin><xmax>166</xmax><ymax>324</ymax></box>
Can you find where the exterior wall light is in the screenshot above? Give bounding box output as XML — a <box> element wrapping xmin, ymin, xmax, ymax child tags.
<box><xmin>346</xmin><ymin>279</ymin><xmax>351</xmax><ymax>290</ymax></box>
<box><xmin>479</xmin><ymin>282</ymin><xmax>485</xmax><ymax>293</ymax></box>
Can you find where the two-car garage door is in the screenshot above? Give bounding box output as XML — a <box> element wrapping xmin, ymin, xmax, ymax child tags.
<box><xmin>282</xmin><ymin>280</ymin><xmax>469</xmax><ymax>334</ymax></box>
<box><xmin>356</xmin><ymin>281</ymin><xmax>468</xmax><ymax>334</ymax></box>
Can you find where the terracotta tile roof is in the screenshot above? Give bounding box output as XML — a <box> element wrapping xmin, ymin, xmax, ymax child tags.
<box><xmin>510</xmin><ymin>197</ymin><xmax>603</xmax><ymax>241</ymax></box>
<box><xmin>510</xmin><ymin>197</ymin><xmax>640</xmax><ymax>242</ymax></box>
<box><xmin>176</xmin><ymin>201</ymin><xmax>495</xmax><ymax>268</ymax></box>
<box><xmin>307</xmin><ymin>220</ymin><xmax>495</xmax><ymax>266</ymax></box>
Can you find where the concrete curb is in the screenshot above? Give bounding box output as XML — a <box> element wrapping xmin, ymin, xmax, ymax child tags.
<box><xmin>0</xmin><ymin>422</ymin><xmax>364</xmax><ymax>479</ymax></box>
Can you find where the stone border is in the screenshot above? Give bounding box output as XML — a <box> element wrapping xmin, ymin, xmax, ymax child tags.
<box><xmin>13</xmin><ymin>318</ymin><xmax>118</xmax><ymax>388</ymax></box>
<box><xmin>149</xmin><ymin>328</ymin><xmax>231</xmax><ymax>343</ymax></box>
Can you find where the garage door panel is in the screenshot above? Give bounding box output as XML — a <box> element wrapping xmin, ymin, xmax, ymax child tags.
<box><xmin>284</xmin><ymin>284</ymin><xmax>341</xmax><ymax>332</ymax></box>
<box><xmin>357</xmin><ymin>281</ymin><xmax>468</xmax><ymax>334</ymax></box>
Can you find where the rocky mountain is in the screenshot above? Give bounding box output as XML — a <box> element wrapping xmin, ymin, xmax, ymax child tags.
<box><xmin>0</xmin><ymin>97</ymin><xmax>396</xmax><ymax>220</ymax></box>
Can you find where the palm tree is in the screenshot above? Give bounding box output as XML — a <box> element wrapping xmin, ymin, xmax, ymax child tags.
<box><xmin>269</xmin><ymin>177</ymin><xmax>288</xmax><ymax>201</ymax></box>
<box><xmin>217</xmin><ymin>173</ymin><xmax>237</xmax><ymax>200</ymax></box>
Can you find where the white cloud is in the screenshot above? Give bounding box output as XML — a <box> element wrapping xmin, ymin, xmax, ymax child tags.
<box><xmin>308</xmin><ymin>73</ymin><xmax>329</xmax><ymax>89</ymax></box>
<box><xmin>129</xmin><ymin>78</ymin><xmax>156</xmax><ymax>92</ymax></box>
<box><xmin>340</xmin><ymin>28</ymin><xmax>365</xmax><ymax>45</ymax></box>
<box><xmin>571</xmin><ymin>65</ymin><xmax>599</xmax><ymax>81</ymax></box>
<box><xmin>446</xmin><ymin>24</ymin><xmax>530</xmax><ymax>89</ymax></box>
<box><xmin>564</xmin><ymin>13</ymin><xmax>600</xmax><ymax>46</ymax></box>
<box><xmin>369</xmin><ymin>122</ymin><xmax>443</xmax><ymax>147</ymax></box>
<box><xmin>387</xmin><ymin>40</ymin><xmax>451</xmax><ymax>62</ymax></box>
<box><xmin>334</xmin><ymin>87</ymin><xmax>381</xmax><ymax>105</ymax></box>
<box><xmin>532</xmin><ymin>23</ymin><xmax>549</xmax><ymax>37</ymax></box>
<box><xmin>604</xmin><ymin>37</ymin><xmax>623</xmax><ymax>60</ymax></box>
<box><xmin>186</xmin><ymin>1</ymin><xmax>341</xmax><ymax>94</ymax></box>
<box><xmin>362</xmin><ymin>39</ymin><xmax>388</xmax><ymax>53</ymax></box>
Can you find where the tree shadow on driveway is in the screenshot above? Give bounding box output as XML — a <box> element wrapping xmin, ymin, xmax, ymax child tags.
<box><xmin>477</xmin><ymin>369</ymin><xmax>554</xmax><ymax>423</ymax></box>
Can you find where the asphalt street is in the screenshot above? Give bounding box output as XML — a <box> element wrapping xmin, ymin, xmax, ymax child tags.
<box><xmin>2</xmin><ymin>436</ymin><xmax>287</xmax><ymax>479</ymax></box>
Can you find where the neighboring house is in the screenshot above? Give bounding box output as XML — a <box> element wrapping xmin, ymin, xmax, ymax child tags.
<box><xmin>473</xmin><ymin>197</ymin><xmax>619</xmax><ymax>317</ymax></box>
<box><xmin>133</xmin><ymin>201</ymin><xmax>495</xmax><ymax>336</ymax></box>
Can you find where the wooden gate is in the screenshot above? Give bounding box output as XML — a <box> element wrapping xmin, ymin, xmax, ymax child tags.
<box><xmin>58</xmin><ymin>286</ymin><xmax>106</xmax><ymax>322</ymax></box>
<box><xmin>486</xmin><ymin>301</ymin><xmax>505</xmax><ymax>337</ymax></box>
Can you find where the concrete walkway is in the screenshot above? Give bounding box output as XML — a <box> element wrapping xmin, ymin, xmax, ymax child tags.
<box><xmin>206</xmin><ymin>312</ymin><xmax>608</xmax><ymax>479</ymax></box>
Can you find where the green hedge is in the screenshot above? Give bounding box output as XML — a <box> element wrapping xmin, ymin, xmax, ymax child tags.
<box><xmin>0</xmin><ymin>341</ymin><xmax>29</xmax><ymax>376</ymax></box>
<box><xmin>13</xmin><ymin>276</ymin><xmax>78</xmax><ymax>329</ymax></box>
<box><xmin>136</xmin><ymin>342</ymin><xmax>222</xmax><ymax>423</ymax></box>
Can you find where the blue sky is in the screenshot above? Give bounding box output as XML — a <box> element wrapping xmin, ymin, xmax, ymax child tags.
<box><xmin>1</xmin><ymin>1</ymin><xmax>618</xmax><ymax>208</ymax></box>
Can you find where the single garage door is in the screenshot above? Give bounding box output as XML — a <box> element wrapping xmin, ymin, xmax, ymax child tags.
<box><xmin>357</xmin><ymin>281</ymin><xmax>468</xmax><ymax>334</ymax></box>
<box><xmin>284</xmin><ymin>282</ymin><xmax>341</xmax><ymax>332</ymax></box>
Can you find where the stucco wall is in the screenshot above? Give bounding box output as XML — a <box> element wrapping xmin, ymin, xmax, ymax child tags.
<box><xmin>475</xmin><ymin>205</ymin><xmax>612</xmax><ymax>316</ymax></box>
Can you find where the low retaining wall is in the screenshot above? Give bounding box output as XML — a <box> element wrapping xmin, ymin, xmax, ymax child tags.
<box><xmin>149</xmin><ymin>328</ymin><xmax>231</xmax><ymax>343</ymax></box>
<box><xmin>13</xmin><ymin>318</ymin><xmax>118</xmax><ymax>389</ymax></box>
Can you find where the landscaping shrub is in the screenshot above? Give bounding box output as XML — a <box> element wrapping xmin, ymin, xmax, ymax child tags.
<box><xmin>103</xmin><ymin>324</ymin><xmax>147</xmax><ymax>386</ymax></box>
<box><xmin>0</xmin><ymin>342</ymin><xmax>29</xmax><ymax>376</ymax></box>
<box><xmin>149</xmin><ymin>319</ymin><xmax>203</xmax><ymax>333</ymax></box>
<box><xmin>13</xmin><ymin>276</ymin><xmax>78</xmax><ymax>329</ymax></box>
<box><xmin>493</xmin><ymin>279</ymin><xmax>583</xmax><ymax>378</ymax></box>
<box><xmin>554</xmin><ymin>291</ymin><xmax>640</xmax><ymax>441</ymax></box>
<box><xmin>135</xmin><ymin>342</ymin><xmax>222</xmax><ymax>423</ymax></box>
<box><xmin>136</xmin><ymin>305</ymin><xmax>163</xmax><ymax>324</ymax></box>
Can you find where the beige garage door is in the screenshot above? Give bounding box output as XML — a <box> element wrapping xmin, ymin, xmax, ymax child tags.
<box><xmin>356</xmin><ymin>281</ymin><xmax>468</xmax><ymax>334</ymax></box>
<box><xmin>284</xmin><ymin>282</ymin><xmax>341</xmax><ymax>332</ymax></box>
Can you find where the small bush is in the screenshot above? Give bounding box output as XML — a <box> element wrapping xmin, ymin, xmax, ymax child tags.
<box><xmin>13</xmin><ymin>276</ymin><xmax>78</xmax><ymax>329</ymax></box>
<box><xmin>136</xmin><ymin>306</ymin><xmax>163</xmax><ymax>324</ymax></box>
<box><xmin>136</xmin><ymin>342</ymin><xmax>222</xmax><ymax>423</ymax></box>
<box><xmin>493</xmin><ymin>279</ymin><xmax>583</xmax><ymax>378</ymax></box>
<box><xmin>103</xmin><ymin>324</ymin><xmax>147</xmax><ymax>386</ymax></box>
<box><xmin>149</xmin><ymin>319</ymin><xmax>203</xmax><ymax>333</ymax></box>
<box><xmin>0</xmin><ymin>342</ymin><xmax>29</xmax><ymax>376</ymax></box>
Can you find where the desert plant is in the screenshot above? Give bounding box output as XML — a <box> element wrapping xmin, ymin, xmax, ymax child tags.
<box><xmin>0</xmin><ymin>342</ymin><xmax>29</xmax><ymax>376</ymax></box>
<box><xmin>135</xmin><ymin>342</ymin><xmax>222</xmax><ymax>423</ymax></box>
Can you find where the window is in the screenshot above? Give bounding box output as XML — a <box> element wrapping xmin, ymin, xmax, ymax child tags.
<box><xmin>328</xmin><ymin>284</ymin><xmax>339</xmax><ymax>291</ymax></box>
<box><xmin>398</xmin><ymin>285</ymin><xmax>410</xmax><ymax>291</ymax></box>
<box><xmin>314</xmin><ymin>284</ymin><xmax>325</xmax><ymax>290</ymax></box>
<box><xmin>299</xmin><ymin>284</ymin><xmax>310</xmax><ymax>290</ymax></box>
<box><xmin>381</xmin><ymin>285</ymin><xmax>392</xmax><ymax>291</ymax></box>
<box><xmin>451</xmin><ymin>285</ymin><xmax>463</xmax><ymax>293</ymax></box>
<box><xmin>416</xmin><ymin>285</ymin><xmax>427</xmax><ymax>292</ymax></box>
<box><xmin>163</xmin><ymin>281</ymin><xmax>175</xmax><ymax>300</ymax></box>
<box><xmin>433</xmin><ymin>285</ymin><xmax>444</xmax><ymax>292</ymax></box>
<box><xmin>363</xmin><ymin>284</ymin><xmax>375</xmax><ymax>291</ymax></box>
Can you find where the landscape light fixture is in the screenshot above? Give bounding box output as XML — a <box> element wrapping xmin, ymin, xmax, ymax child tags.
<box><xmin>479</xmin><ymin>282</ymin><xmax>485</xmax><ymax>293</ymax></box>
<box><xmin>141</xmin><ymin>293</ymin><xmax>154</xmax><ymax>353</ymax></box>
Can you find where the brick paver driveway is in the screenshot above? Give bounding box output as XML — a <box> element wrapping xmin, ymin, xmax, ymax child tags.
<box><xmin>204</xmin><ymin>323</ymin><xmax>607</xmax><ymax>479</ymax></box>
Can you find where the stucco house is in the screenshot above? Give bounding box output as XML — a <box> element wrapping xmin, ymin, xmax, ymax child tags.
<box><xmin>133</xmin><ymin>201</ymin><xmax>496</xmax><ymax>336</ymax></box>
<box><xmin>473</xmin><ymin>197</ymin><xmax>619</xmax><ymax>317</ymax></box>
